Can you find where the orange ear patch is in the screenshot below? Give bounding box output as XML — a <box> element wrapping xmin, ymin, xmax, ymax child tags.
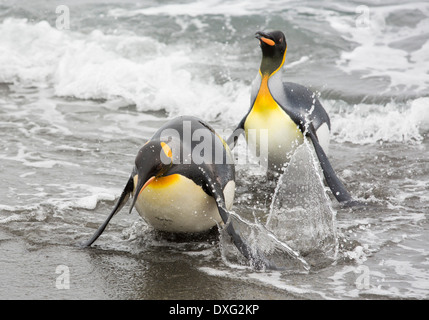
<box><xmin>160</xmin><ymin>142</ymin><xmax>173</xmax><ymax>158</ymax></box>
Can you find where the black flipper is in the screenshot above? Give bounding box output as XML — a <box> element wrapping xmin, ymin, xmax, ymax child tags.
<box><xmin>218</xmin><ymin>206</ymin><xmax>280</xmax><ymax>270</ymax></box>
<box><xmin>80</xmin><ymin>175</ymin><xmax>134</xmax><ymax>247</ymax></box>
<box><xmin>210</xmin><ymin>181</ymin><xmax>278</xmax><ymax>270</ymax></box>
<box><xmin>306</xmin><ymin>124</ymin><xmax>355</xmax><ymax>204</ymax></box>
<box><xmin>268</xmin><ymin>81</ymin><xmax>358</xmax><ymax>205</ymax></box>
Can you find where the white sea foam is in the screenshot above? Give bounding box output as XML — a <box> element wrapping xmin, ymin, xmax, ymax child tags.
<box><xmin>327</xmin><ymin>97</ymin><xmax>429</xmax><ymax>144</ymax></box>
<box><xmin>108</xmin><ymin>0</ymin><xmax>283</xmax><ymax>17</ymax></box>
<box><xmin>0</xmin><ymin>183</ymin><xmax>121</xmax><ymax>215</ymax></box>
<box><xmin>329</xmin><ymin>2</ymin><xmax>429</xmax><ymax>94</ymax></box>
<box><xmin>199</xmin><ymin>267</ymin><xmax>331</xmax><ymax>298</ymax></box>
<box><xmin>0</xmin><ymin>142</ymin><xmax>80</xmax><ymax>168</ymax></box>
<box><xmin>54</xmin><ymin>34</ymin><xmax>249</xmax><ymax>121</ymax></box>
<box><xmin>0</xmin><ymin>19</ymin><xmax>69</xmax><ymax>85</ymax></box>
<box><xmin>0</xmin><ymin>18</ymin><xmax>249</xmax><ymax>123</ymax></box>
<box><xmin>1</xmin><ymin>17</ymin><xmax>428</xmax><ymax>146</ymax></box>
<box><xmin>52</xmin><ymin>184</ymin><xmax>120</xmax><ymax>211</ymax></box>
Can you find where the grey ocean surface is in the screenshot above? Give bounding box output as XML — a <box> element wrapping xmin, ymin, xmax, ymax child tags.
<box><xmin>0</xmin><ymin>0</ymin><xmax>428</xmax><ymax>299</ymax></box>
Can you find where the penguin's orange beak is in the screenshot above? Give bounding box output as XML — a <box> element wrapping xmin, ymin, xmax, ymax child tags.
<box><xmin>260</xmin><ymin>37</ymin><xmax>275</xmax><ymax>46</ymax></box>
<box><xmin>255</xmin><ymin>31</ymin><xmax>275</xmax><ymax>46</ymax></box>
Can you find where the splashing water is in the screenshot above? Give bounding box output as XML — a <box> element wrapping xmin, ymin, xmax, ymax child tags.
<box><xmin>219</xmin><ymin>212</ymin><xmax>310</xmax><ymax>272</ymax></box>
<box><xmin>266</xmin><ymin>141</ymin><xmax>339</xmax><ymax>269</ymax></box>
<box><xmin>218</xmin><ymin>140</ymin><xmax>339</xmax><ymax>272</ymax></box>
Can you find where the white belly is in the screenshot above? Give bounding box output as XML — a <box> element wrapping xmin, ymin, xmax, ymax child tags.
<box><xmin>245</xmin><ymin>73</ymin><xmax>330</xmax><ymax>171</ymax></box>
<box><xmin>133</xmin><ymin>174</ymin><xmax>234</xmax><ymax>233</ymax></box>
<box><xmin>245</xmin><ymin>107</ymin><xmax>304</xmax><ymax>171</ymax></box>
<box><xmin>245</xmin><ymin>114</ymin><xmax>330</xmax><ymax>171</ymax></box>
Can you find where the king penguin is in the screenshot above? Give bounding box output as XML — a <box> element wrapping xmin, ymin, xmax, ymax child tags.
<box><xmin>227</xmin><ymin>30</ymin><xmax>355</xmax><ymax>204</ymax></box>
<box><xmin>81</xmin><ymin>116</ymin><xmax>275</xmax><ymax>269</ymax></box>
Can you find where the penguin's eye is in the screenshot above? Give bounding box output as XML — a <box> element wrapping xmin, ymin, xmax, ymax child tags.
<box><xmin>279</xmin><ymin>38</ymin><xmax>282</xmax><ymax>43</ymax></box>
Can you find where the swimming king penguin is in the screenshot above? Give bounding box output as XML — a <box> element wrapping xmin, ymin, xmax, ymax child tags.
<box><xmin>227</xmin><ymin>30</ymin><xmax>354</xmax><ymax>204</ymax></box>
<box><xmin>81</xmin><ymin>116</ymin><xmax>275</xmax><ymax>269</ymax></box>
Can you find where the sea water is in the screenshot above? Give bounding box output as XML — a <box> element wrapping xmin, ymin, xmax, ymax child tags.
<box><xmin>0</xmin><ymin>0</ymin><xmax>428</xmax><ymax>299</ymax></box>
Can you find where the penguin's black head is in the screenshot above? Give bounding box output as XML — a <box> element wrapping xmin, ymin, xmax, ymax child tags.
<box><xmin>129</xmin><ymin>140</ymin><xmax>174</xmax><ymax>212</ymax></box>
<box><xmin>255</xmin><ymin>30</ymin><xmax>287</xmax><ymax>76</ymax></box>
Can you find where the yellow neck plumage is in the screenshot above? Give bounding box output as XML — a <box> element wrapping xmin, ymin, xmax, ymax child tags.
<box><xmin>244</xmin><ymin>47</ymin><xmax>303</xmax><ymax>170</ymax></box>
<box><xmin>253</xmin><ymin>47</ymin><xmax>287</xmax><ymax>112</ymax></box>
<box><xmin>252</xmin><ymin>75</ymin><xmax>277</xmax><ymax>113</ymax></box>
